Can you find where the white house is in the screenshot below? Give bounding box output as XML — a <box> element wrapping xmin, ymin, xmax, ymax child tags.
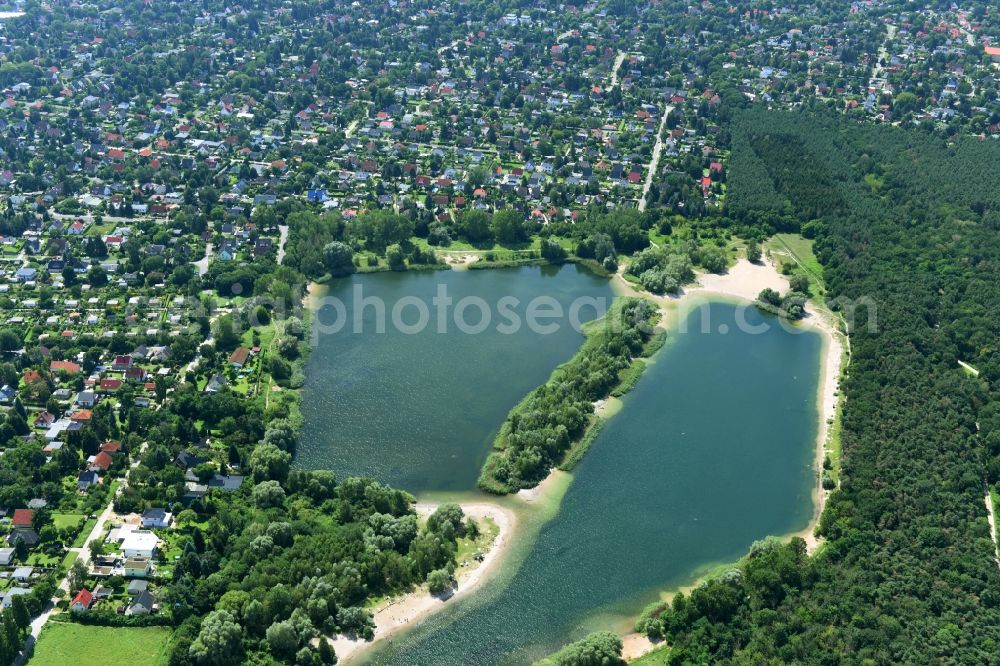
<box><xmin>140</xmin><ymin>508</ymin><xmax>172</xmax><ymax>529</ymax></box>
<box><xmin>120</xmin><ymin>530</ymin><xmax>159</xmax><ymax>559</ymax></box>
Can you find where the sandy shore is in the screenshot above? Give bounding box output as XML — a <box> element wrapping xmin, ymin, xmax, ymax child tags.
<box><xmin>442</xmin><ymin>252</ymin><xmax>480</xmax><ymax>267</ymax></box>
<box><xmin>328</xmin><ymin>501</ymin><xmax>515</xmax><ymax>664</ymax></box>
<box><xmin>621</xmin><ymin>633</ymin><xmax>661</xmax><ymax>661</ymax></box>
<box><xmin>516</xmin><ymin>468</ymin><xmax>569</xmax><ymax>503</ymax></box>
<box><xmin>792</xmin><ymin>307</ymin><xmax>845</xmax><ymax>554</ymax></box>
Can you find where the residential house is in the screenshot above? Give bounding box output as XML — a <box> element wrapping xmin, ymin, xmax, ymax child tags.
<box><xmin>0</xmin><ymin>548</ymin><xmax>14</xmax><ymax>565</ymax></box>
<box><xmin>120</xmin><ymin>530</ymin><xmax>159</xmax><ymax>559</ymax></box>
<box><xmin>123</xmin><ymin>557</ymin><xmax>153</xmax><ymax>579</ymax></box>
<box><xmin>125</xmin><ymin>589</ymin><xmax>156</xmax><ymax>616</ymax></box>
<box><xmin>12</xmin><ymin>509</ymin><xmax>33</xmax><ymax>528</ymax></box>
<box><xmin>7</xmin><ymin>529</ymin><xmax>40</xmax><ymax>548</ymax></box>
<box><xmin>70</xmin><ymin>587</ymin><xmax>94</xmax><ymax>613</ymax></box>
<box><xmin>140</xmin><ymin>508</ymin><xmax>172</xmax><ymax>529</ymax></box>
<box><xmin>0</xmin><ymin>588</ymin><xmax>29</xmax><ymax>610</ymax></box>
<box><xmin>77</xmin><ymin>470</ymin><xmax>100</xmax><ymax>491</ymax></box>
<box><xmin>88</xmin><ymin>451</ymin><xmax>113</xmax><ymax>472</ymax></box>
<box><xmin>229</xmin><ymin>347</ymin><xmax>250</xmax><ymax>368</ymax></box>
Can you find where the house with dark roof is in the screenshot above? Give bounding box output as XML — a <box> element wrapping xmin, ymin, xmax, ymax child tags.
<box><xmin>209</xmin><ymin>475</ymin><xmax>245</xmax><ymax>492</ymax></box>
<box><xmin>126</xmin><ymin>589</ymin><xmax>156</xmax><ymax>615</ymax></box>
<box><xmin>7</xmin><ymin>529</ymin><xmax>40</xmax><ymax>548</ymax></box>
<box><xmin>141</xmin><ymin>508</ymin><xmax>172</xmax><ymax>529</ymax></box>
<box><xmin>78</xmin><ymin>470</ymin><xmax>100</xmax><ymax>491</ymax></box>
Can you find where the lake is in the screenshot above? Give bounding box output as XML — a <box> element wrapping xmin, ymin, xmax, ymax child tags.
<box><xmin>298</xmin><ymin>264</ymin><xmax>616</xmax><ymax>491</ymax></box>
<box><xmin>363</xmin><ymin>299</ymin><xmax>823</xmax><ymax>664</ymax></box>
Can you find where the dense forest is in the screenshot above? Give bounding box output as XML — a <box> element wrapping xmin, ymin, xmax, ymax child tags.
<box><xmin>636</xmin><ymin>108</ymin><xmax>1000</xmax><ymax>662</ymax></box>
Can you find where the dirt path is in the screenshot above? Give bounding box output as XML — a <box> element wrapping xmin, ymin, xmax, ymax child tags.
<box><xmin>985</xmin><ymin>484</ymin><xmax>1000</xmax><ymax>569</ymax></box>
<box><xmin>276</xmin><ymin>224</ymin><xmax>289</xmax><ymax>265</ymax></box>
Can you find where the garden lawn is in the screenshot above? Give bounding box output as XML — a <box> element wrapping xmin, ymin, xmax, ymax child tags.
<box><xmin>30</xmin><ymin>624</ymin><xmax>172</xmax><ymax>666</ymax></box>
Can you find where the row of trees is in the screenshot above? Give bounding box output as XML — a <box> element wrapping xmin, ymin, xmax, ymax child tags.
<box><xmin>479</xmin><ymin>298</ymin><xmax>659</xmax><ymax>493</ymax></box>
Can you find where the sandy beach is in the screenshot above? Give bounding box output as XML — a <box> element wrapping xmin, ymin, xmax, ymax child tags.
<box><xmin>441</xmin><ymin>252</ymin><xmax>480</xmax><ymax>267</ymax></box>
<box><xmin>792</xmin><ymin>306</ymin><xmax>846</xmax><ymax>554</ymax></box>
<box><xmin>515</xmin><ymin>468</ymin><xmax>570</xmax><ymax>503</ymax></box>
<box><xmin>328</xmin><ymin>501</ymin><xmax>515</xmax><ymax>664</ymax></box>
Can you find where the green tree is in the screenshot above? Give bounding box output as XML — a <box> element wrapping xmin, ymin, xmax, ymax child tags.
<box><xmin>427</xmin><ymin>568</ymin><xmax>454</xmax><ymax>596</ymax></box>
<box><xmin>323</xmin><ymin>241</ymin><xmax>355</xmax><ymax>278</ymax></box>
<box><xmin>459</xmin><ymin>210</ymin><xmax>493</xmax><ymax>244</ymax></box>
<box><xmin>538</xmin><ymin>631</ymin><xmax>625</xmax><ymax>666</ymax></box>
<box><xmin>250</xmin><ymin>443</ymin><xmax>292</xmax><ymax>482</ymax></box>
<box><xmin>189</xmin><ymin>610</ymin><xmax>244</xmax><ymax>665</ymax></box>
<box><xmin>386</xmin><ymin>244</ymin><xmax>406</xmax><ymax>271</ymax></box>
<box><xmin>491</xmin><ymin>209</ymin><xmax>526</xmax><ymax>245</ymax></box>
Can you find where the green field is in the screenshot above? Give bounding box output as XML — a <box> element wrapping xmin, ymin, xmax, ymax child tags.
<box><xmin>767</xmin><ymin>233</ymin><xmax>825</xmax><ymax>295</ymax></box>
<box><xmin>629</xmin><ymin>645</ymin><xmax>669</xmax><ymax>664</ymax></box>
<box><xmin>30</xmin><ymin>624</ymin><xmax>172</xmax><ymax>666</ymax></box>
<box><xmin>51</xmin><ymin>513</ymin><xmax>85</xmax><ymax>531</ymax></box>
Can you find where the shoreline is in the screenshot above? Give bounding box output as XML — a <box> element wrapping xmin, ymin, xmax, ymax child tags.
<box><xmin>611</xmin><ymin>256</ymin><xmax>843</xmax><ymax>553</ymax></box>
<box><xmin>609</xmin><ymin>255</ymin><xmax>847</xmax><ymax>661</ymax></box>
<box><xmin>328</xmin><ymin>501</ymin><xmax>517</xmax><ymax>664</ymax></box>
<box><xmin>304</xmin><ymin>250</ymin><xmax>846</xmax><ymax>663</ymax></box>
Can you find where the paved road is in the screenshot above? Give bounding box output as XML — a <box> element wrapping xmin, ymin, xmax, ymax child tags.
<box><xmin>609</xmin><ymin>51</ymin><xmax>626</xmax><ymax>89</ymax></box>
<box><xmin>638</xmin><ymin>105</ymin><xmax>673</xmax><ymax>212</ymax></box>
<box><xmin>193</xmin><ymin>242</ymin><xmax>213</xmax><ymax>276</ymax></box>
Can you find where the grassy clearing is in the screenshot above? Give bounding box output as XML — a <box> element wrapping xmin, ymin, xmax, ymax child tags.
<box><xmin>30</xmin><ymin>624</ymin><xmax>172</xmax><ymax>666</ymax></box>
<box><xmin>51</xmin><ymin>513</ymin><xmax>85</xmax><ymax>531</ymax></box>
<box><xmin>629</xmin><ymin>645</ymin><xmax>670</xmax><ymax>665</ymax></box>
<box><xmin>767</xmin><ymin>233</ymin><xmax>824</xmax><ymax>296</ymax></box>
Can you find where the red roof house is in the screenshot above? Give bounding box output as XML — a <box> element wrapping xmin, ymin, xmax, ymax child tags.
<box><xmin>12</xmin><ymin>509</ymin><xmax>33</xmax><ymax>528</ymax></box>
<box><xmin>89</xmin><ymin>451</ymin><xmax>113</xmax><ymax>472</ymax></box>
<box><xmin>70</xmin><ymin>588</ymin><xmax>94</xmax><ymax>612</ymax></box>
<box><xmin>100</xmin><ymin>378</ymin><xmax>123</xmax><ymax>392</ymax></box>
<box><xmin>51</xmin><ymin>360</ymin><xmax>81</xmax><ymax>374</ymax></box>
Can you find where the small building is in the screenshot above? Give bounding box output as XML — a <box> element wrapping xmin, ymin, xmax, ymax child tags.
<box><xmin>7</xmin><ymin>529</ymin><xmax>39</xmax><ymax>549</ymax></box>
<box><xmin>78</xmin><ymin>470</ymin><xmax>100</xmax><ymax>491</ymax></box>
<box><xmin>0</xmin><ymin>587</ymin><xmax>29</xmax><ymax>610</ymax></box>
<box><xmin>140</xmin><ymin>508</ymin><xmax>172</xmax><ymax>529</ymax></box>
<box><xmin>76</xmin><ymin>390</ymin><xmax>97</xmax><ymax>407</ymax></box>
<box><xmin>0</xmin><ymin>548</ymin><xmax>14</xmax><ymax>565</ymax></box>
<box><xmin>89</xmin><ymin>451</ymin><xmax>114</xmax><ymax>472</ymax></box>
<box><xmin>12</xmin><ymin>509</ymin><xmax>33</xmax><ymax>528</ymax></box>
<box><xmin>123</xmin><ymin>557</ymin><xmax>153</xmax><ymax>579</ymax></box>
<box><xmin>12</xmin><ymin>566</ymin><xmax>32</xmax><ymax>582</ymax></box>
<box><xmin>127</xmin><ymin>579</ymin><xmax>149</xmax><ymax>595</ymax></box>
<box><xmin>229</xmin><ymin>347</ymin><xmax>250</xmax><ymax>368</ymax></box>
<box><xmin>125</xmin><ymin>589</ymin><xmax>156</xmax><ymax>616</ymax></box>
<box><xmin>70</xmin><ymin>587</ymin><xmax>94</xmax><ymax>613</ymax></box>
